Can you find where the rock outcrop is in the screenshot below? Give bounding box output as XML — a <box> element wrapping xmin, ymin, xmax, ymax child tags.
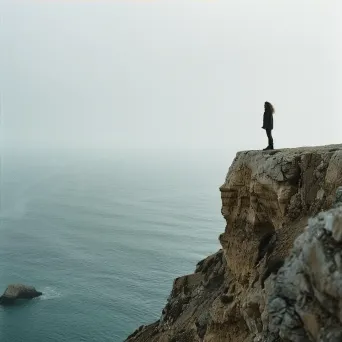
<box><xmin>126</xmin><ymin>144</ymin><xmax>342</xmax><ymax>342</ymax></box>
<box><xmin>266</xmin><ymin>203</ymin><xmax>342</xmax><ymax>342</ymax></box>
<box><xmin>0</xmin><ymin>284</ymin><xmax>42</xmax><ymax>305</ymax></box>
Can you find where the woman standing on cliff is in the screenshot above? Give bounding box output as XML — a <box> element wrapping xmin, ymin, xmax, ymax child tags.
<box><xmin>262</xmin><ymin>101</ymin><xmax>275</xmax><ymax>150</ymax></box>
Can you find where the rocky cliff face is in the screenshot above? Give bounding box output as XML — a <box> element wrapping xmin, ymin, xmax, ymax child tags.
<box><xmin>125</xmin><ymin>145</ymin><xmax>342</xmax><ymax>342</ymax></box>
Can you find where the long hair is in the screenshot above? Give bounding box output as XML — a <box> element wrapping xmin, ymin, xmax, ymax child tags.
<box><xmin>265</xmin><ymin>101</ymin><xmax>275</xmax><ymax>114</ymax></box>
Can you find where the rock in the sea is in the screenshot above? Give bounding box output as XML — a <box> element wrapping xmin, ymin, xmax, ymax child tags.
<box><xmin>0</xmin><ymin>284</ymin><xmax>42</xmax><ymax>304</ymax></box>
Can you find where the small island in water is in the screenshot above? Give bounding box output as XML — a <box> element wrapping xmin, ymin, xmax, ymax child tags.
<box><xmin>0</xmin><ymin>284</ymin><xmax>42</xmax><ymax>305</ymax></box>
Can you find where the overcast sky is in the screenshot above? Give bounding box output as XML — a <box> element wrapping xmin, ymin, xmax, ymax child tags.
<box><xmin>1</xmin><ymin>0</ymin><xmax>341</xmax><ymax>151</ymax></box>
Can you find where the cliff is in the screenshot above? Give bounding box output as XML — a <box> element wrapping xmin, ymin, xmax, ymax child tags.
<box><xmin>125</xmin><ymin>144</ymin><xmax>342</xmax><ymax>342</ymax></box>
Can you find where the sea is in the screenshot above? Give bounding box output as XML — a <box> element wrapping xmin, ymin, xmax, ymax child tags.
<box><xmin>0</xmin><ymin>148</ymin><xmax>231</xmax><ymax>342</ymax></box>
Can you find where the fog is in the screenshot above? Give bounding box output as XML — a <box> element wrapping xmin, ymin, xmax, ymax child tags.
<box><xmin>1</xmin><ymin>0</ymin><xmax>341</xmax><ymax>151</ymax></box>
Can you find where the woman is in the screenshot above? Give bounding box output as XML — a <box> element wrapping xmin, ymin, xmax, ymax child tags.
<box><xmin>262</xmin><ymin>101</ymin><xmax>275</xmax><ymax>150</ymax></box>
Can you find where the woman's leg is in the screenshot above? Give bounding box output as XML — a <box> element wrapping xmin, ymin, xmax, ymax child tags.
<box><xmin>266</xmin><ymin>129</ymin><xmax>274</xmax><ymax>149</ymax></box>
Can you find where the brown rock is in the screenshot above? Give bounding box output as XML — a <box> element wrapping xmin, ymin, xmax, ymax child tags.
<box><xmin>125</xmin><ymin>144</ymin><xmax>342</xmax><ymax>342</ymax></box>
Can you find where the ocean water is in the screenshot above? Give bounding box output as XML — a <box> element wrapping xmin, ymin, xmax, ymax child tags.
<box><xmin>0</xmin><ymin>148</ymin><xmax>229</xmax><ymax>342</ymax></box>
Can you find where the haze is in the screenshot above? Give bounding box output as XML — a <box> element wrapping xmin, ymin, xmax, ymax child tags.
<box><xmin>1</xmin><ymin>0</ymin><xmax>341</xmax><ymax>151</ymax></box>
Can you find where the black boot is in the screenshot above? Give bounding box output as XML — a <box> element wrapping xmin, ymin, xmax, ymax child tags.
<box><xmin>263</xmin><ymin>145</ymin><xmax>274</xmax><ymax>151</ymax></box>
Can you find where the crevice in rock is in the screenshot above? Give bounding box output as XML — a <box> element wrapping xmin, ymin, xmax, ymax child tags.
<box><xmin>255</xmin><ymin>224</ymin><xmax>276</xmax><ymax>266</ymax></box>
<box><xmin>261</xmin><ymin>257</ymin><xmax>285</xmax><ymax>288</ymax></box>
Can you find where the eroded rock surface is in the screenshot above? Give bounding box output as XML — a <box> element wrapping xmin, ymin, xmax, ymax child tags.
<box><xmin>126</xmin><ymin>145</ymin><xmax>342</xmax><ymax>342</ymax></box>
<box><xmin>266</xmin><ymin>205</ymin><xmax>342</xmax><ymax>342</ymax></box>
<box><xmin>126</xmin><ymin>250</ymin><xmax>228</xmax><ymax>342</ymax></box>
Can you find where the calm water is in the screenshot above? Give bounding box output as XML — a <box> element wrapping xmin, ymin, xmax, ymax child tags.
<box><xmin>0</xmin><ymin>148</ymin><xmax>229</xmax><ymax>342</ymax></box>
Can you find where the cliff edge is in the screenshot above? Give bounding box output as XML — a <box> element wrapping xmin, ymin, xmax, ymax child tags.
<box><xmin>126</xmin><ymin>144</ymin><xmax>342</xmax><ymax>342</ymax></box>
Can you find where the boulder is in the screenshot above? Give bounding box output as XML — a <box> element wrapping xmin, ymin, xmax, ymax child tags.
<box><xmin>0</xmin><ymin>284</ymin><xmax>42</xmax><ymax>305</ymax></box>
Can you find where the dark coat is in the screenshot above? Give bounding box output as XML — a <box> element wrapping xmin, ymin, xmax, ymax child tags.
<box><xmin>262</xmin><ymin>109</ymin><xmax>273</xmax><ymax>130</ymax></box>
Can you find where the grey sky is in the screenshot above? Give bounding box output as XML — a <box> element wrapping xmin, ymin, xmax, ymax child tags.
<box><xmin>1</xmin><ymin>0</ymin><xmax>341</xmax><ymax>150</ymax></box>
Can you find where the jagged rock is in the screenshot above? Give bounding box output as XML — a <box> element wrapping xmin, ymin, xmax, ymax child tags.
<box><xmin>0</xmin><ymin>284</ymin><xmax>42</xmax><ymax>304</ymax></box>
<box><xmin>125</xmin><ymin>250</ymin><xmax>228</xmax><ymax>342</ymax></box>
<box><xmin>267</xmin><ymin>205</ymin><xmax>342</xmax><ymax>341</ymax></box>
<box><xmin>219</xmin><ymin>146</ymin><xmax>342</xmax><ymax>284</ymax></box>
<box><xmin>126</xmin><ymin>144</ymin><xmax>342</xmax><ymax>342</ymax></box>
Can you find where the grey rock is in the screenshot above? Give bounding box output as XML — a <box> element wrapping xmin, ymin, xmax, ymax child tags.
<box><xmin>267</xmin><ymin>204</ymin><xmax>342</xmax><ymax>341</ymax></box>
<box><xmin>335</xmin><ymin>186</ymin><xmax>342</xmax><ymax>206</ymax></box>
<box><xmin>0</xmin><ymin>284</ymin><xmax>42</xmax><ymax>305</ymax></box>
